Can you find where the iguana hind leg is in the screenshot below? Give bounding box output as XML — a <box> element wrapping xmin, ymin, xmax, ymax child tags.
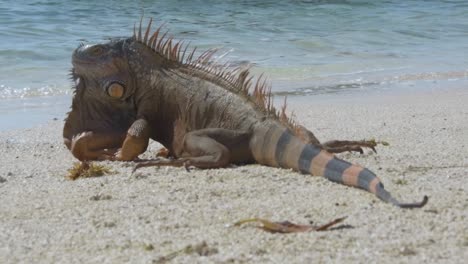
<box><xmin>135</xmin><ymin>128</ymin><xmax>252</xmax><ymax>170</ymax></box>
<box><xmin>294</xmin><ymin>125</ymin><xmax>377</xmax><ymax>154</ymax></box>
<box><xmin>321</xmin><ymin>140</ymin><xmax>377</xmax><ymax>154</ymax></box>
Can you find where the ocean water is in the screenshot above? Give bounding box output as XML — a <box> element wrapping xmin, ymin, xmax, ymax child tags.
<box><xmin>1</xmin><ymin>0</ymin><xmax>467</xmax><ymax>129</ymax></box>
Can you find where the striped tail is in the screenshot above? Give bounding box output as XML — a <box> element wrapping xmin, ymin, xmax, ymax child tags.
<box><xmin>250</xmin><ymin>124</ymin><xmax>428</xmax><ymax>208</ymax></box>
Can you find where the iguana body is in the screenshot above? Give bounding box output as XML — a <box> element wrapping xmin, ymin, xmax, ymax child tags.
<box><xmin>64</xmin><ymin>19</ymin><xmax>427</xmax><ymax>208</ymax></box>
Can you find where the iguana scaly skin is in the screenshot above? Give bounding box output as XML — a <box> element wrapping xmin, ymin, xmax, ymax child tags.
<box><xmin>64</xmin><ymin>19</ymin><xmax>428</xmax><ymax>208</ymax></box>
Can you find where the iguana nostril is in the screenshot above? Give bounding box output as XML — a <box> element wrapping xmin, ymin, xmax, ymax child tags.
<box><xmin>106</xmin><ymin>82</ymin><xmax>125</xmax><ymax>98</ymax></box>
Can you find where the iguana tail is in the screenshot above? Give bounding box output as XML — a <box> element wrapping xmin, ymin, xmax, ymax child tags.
<box><xmin>250</xmin><ymin>123</ymin><xmax>428</xmax><ymax>208</ymax></box>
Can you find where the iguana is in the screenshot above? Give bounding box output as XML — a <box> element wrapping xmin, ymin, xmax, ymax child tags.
<box><xmin>63</xmin><ymin>18</ymin><xmax>428</xmax><ymax>208</ymax></box>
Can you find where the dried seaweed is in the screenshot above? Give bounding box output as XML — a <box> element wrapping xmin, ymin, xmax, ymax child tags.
<box><xmin>66</xmin><ymin>162</ymin><xmax>113</xmax><ymax>180</ymax></box>
<box><xmin>234</xmin><ymin>216</ymin><xmax>346</xmax><ymax>233</ymax></box>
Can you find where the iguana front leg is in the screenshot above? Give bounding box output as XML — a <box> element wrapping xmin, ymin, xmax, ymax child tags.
<box><xmin>68</xmin><ymin>118</ymin><xmax>150</xmax><ymax>161</ymax></box>
<box><xmin>135</xmin><ymin>128</ymin><xmax>252</xmax><ymax>170</ymax></box>
<box><xmin>68</xmin><ymin>132</ymin><xmax>126</xmax><ymax>161</ymax></box>
<box><xmin>114</xmin><ymin>118</ymin><xmax>151</xmax><ymax>161</ymax></box>
<box><xmin>294</xmin><ymin>125</ymin><xmax>377</xmax><ymax>154</ymax></box>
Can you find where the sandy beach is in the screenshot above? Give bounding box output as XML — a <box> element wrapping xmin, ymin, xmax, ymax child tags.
<box><xmin>0</xmin><ymin>88</ymin><xmax>467</xmax><ymax>263</ymax></box>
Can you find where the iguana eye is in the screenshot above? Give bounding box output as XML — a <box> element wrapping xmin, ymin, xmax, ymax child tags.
<box><xmin>106</xmin><ymin>82</ymin><xmax>125</xmax><ymax>99</ymax></box>
<box><xmin>90</xmin><ymin>45</ymin><xmax>104</xmax><ymax>56</ymax></box>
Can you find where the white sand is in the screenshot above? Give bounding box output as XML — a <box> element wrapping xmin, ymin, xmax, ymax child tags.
<box><xmin>1</xmin><ymin>89</ymin><xmax>467</xmax><ymax>263</ymax></box>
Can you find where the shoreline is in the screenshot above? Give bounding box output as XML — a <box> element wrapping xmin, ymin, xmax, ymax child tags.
<box><xmin>1</xmin><ymin>79</ymin><xmax>467</xmax><ymax>132</ymax></box>
<box><xmin>1</xmin><ymin>88</ymin><xmax>467</xmax><ymax>263</ymax></box>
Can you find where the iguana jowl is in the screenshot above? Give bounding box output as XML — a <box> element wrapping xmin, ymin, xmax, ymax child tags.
<box><xmin>64</xmin><ymin>18</ymin><xmax>428</xmax><ymax>208</ymax></box>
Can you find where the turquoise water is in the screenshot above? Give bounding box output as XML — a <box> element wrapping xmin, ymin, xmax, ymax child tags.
<box><xmin>1</xmin><ymin>0</ymin><xmax>468</xmax><ymax>129</ymax></box>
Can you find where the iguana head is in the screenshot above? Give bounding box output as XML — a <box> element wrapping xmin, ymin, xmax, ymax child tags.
<box><xmin>72</xmin><ymin>39</ymin><xmax>135</xmax><ymax>101</ymax></box>
<box><xmin>64</xmin><ymin>39</ymin><xmax>141</xmax><ymax>146</ymax></box>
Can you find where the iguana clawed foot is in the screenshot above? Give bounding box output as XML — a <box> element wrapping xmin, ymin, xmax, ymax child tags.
<box><xmin>321</xmin><ymin>140</ymin><xmax>377</xmax><ymax>154</ymax></box>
